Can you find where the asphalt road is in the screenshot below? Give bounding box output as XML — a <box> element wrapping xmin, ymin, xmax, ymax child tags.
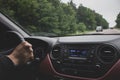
<box><xmin>88</xmin><ymin>29</ymin><xmax>120</xmax><ymax>34</ymax></box>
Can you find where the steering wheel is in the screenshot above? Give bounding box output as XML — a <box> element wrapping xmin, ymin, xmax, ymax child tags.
<box><xmin>0</xmin><ymin>31</ymin><xmax>25</xmax><ymax>55</ymax></box>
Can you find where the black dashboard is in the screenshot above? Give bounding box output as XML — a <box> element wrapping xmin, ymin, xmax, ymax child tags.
<box><xmin>48</xmin><ymin>35</ymin><xmax>120</xmax><ymax>79</ymax></box>
<box><xmin>1</xmin><ymin>33</ymin><xmax>120</xmax><ymax>80</ymax></box>
<box><xmin>0</xmin><ymin>31</ymin><xmax>120</xmax><ymax>80</ymax></box>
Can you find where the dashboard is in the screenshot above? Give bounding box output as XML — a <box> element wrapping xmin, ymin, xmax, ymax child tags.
<box><xmin>51</xmin><ymin>43</ymin><xmax>118</xmax><ymax>78</ymax></box>
<box><xmin>36</xmin><ymin>35</ymin><xmax>120</xmax><ymax>80</ymax></box>
<box><xmin>1</xmin><ymin>31</ymin><xmax>120</xmax><ymax>80</ymax></box>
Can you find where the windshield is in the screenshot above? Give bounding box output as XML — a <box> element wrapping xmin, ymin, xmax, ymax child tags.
<box><xmin>0</xmin><ymin>0</ymin><xmax>120</xmax><ymax>37</ymax></box>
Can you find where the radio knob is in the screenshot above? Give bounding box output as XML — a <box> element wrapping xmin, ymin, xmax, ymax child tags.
<box><xmin>90</xmin><ymin>55</ymin><xmax>94</xmax><ymax>58</ymax></box>
<box><xmin>56</xmin><ymin>60</ymin><xmax>61</xmax><ymax>64</ymax></box>
<box><xmin>96</xmin><ymin>64</ymin><xmax>101</xmax><ymax>69</ymax></box>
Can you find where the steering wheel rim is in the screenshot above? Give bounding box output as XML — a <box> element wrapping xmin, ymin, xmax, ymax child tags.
<box><xmin>0</xmin><ymin>31</ymin><xmax>25</xmax><ymax>55</ymax></box>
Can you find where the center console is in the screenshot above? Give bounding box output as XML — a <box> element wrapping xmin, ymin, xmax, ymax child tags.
<box><xmin>50</xmin><ymin>43</ymin><xmax>118</xmax><ymax>78</ymax></box>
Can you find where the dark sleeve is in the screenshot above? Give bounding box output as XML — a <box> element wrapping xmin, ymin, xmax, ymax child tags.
<box><xmin>0</xmin><ymin>56</ymin><xmax>15</xmax><ymax>79</ymax></box>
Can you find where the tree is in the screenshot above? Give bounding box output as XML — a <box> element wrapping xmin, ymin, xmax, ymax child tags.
<box><xmin>57</xmin><ymin>3</ymin><xmax>77</xmax><ymax>35</ymax></box>
<box><xmin>0</xmin><ymin>0</ymin><xmax>40</xmax><ymax>32</ymax></box>
<box><xmin>76</xmin><ymin>4</ymin><xmax>109</xmax><ymax>30</ymax></box>
<box><xmin>95</xmin><ymin>12</ymin><xmax>109</xmax><ymax>29</ymax></box>
<box><xmin>37</xmin><ymin>0</ymin><xmax>58</xmax><ymax>33</ymax></box>
<box><xmin>116</xmin><ymin>13</ymin><xmax>120</xmax><ymax>28</ymax></box>
<box><xmin>101</xmin><ymin>18</ymin><xmax>109</xmax><ymax>29</ymax></box>
<box><xmin>77</xmin><ymin>5</ymin><xmax>97</xmax><ymax>30</ymax></box>
<box><xmin>77</xmin><ymin>23</ymin><xmax>86</xmax><ymax>32</ymax></box>
<box><xmin>69</xmin><ymin>0</ymin><xmax>77</xmax><ymax>11</ymax></box>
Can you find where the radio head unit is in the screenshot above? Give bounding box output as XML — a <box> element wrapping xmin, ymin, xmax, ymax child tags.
<box><xmin>51</xmin><ymin>43</ymin><xmax>118</xmax><ymax>78</ymax></box>
<box><xmin>69</xmin><ymin>49</ymin><xmax>89</xmax><ymax>60</ymax></box>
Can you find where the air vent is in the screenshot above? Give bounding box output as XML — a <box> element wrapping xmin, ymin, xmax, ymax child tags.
<box><xmin>97</xmin><ymin>45</ymin><xmax>117</xmax><ymax>63</ymax></box>
<box><xmin>51</xmin><ymin>46</ymin><xmax>61</xmax><ymax>59</ymax></box>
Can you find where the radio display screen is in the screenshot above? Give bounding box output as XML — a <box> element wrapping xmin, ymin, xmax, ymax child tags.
<box><xmin>69</xmin><ymin>49</ymin><xmax>88</xmax><ymax>57</ymax></box>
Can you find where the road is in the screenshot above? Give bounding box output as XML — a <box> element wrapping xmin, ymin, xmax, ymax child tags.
<box><xmin>88</xmin><ymin>29</ymin><xmax>120</xmax><ymax>34</ymax></box>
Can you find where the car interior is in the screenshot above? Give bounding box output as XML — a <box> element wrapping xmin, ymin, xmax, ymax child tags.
<box><xmin>1</xmin><ymin>11</ymin><xmax>120</xmax><ymax>80</ymax></box>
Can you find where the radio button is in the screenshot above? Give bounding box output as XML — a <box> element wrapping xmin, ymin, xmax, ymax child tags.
<box><xmin>90</xmin><ymin>55</ymin><xmax>94</xmax><ymax>58</ymax></box>
<box><xmin>56</xmin><ymin>61</ymin><xmax>61</xmax><ymax>64</ymax></box>
<box><xmin>95</xmin><ymin>64</ymin><xmax>101</xmax><ymax>69</ymax></box>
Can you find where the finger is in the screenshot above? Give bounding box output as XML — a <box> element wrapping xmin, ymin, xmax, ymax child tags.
<box><xmin>30</xmin><ymin>52</ymin><xmax>34</xmax><ymax>60</ymax></box>
<box><xmin>24</xmin><ymin>42</ymin><xmax>34</xmax><ymax>59</ymax></box>
<box><xmin>23</xmin><ymin>42</ymin><xmax>33</xmax><ymax>52</ymax></box>
<box><xmin>23</xmin><ymin>41</ymin><xmax>32</xmax><ymax>47</ymax></box>
<box><xmin>21</xmin><ymin>41</ymin><xmax>34</xmax><ymax>59</ymax></box>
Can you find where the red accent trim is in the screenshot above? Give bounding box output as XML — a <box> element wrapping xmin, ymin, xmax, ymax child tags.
<box><xmin>40</xmin><ymin>54</ymin><xmax>120</xmax><ymax>80</ymax></box>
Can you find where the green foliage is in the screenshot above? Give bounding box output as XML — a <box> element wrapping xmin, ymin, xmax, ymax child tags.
<box><xmin>77</xmin><ymin>5</ymin><xmax>108</xmax><ymax>30</ymax></box>
<box><xmin>77</xmin><ymin>5</ymin><xmax>96</xmax><ymax>30</ymax></box>
<box><xmin>0</xmin><ymin>0</ymin><xmax>40</xmax><ymax>33</ymax></box>
<box><xmin>116</xmin><ymin>13</ymin><xmax>120</xmax><ymax>28</ymax></box>
<box><xmin>69</xmin><ymin>0</ymin><xmax>77</xmax><ymax>11</ymax></box>
<box><xmin>77</xmin><ymin>23</ymin><xmax>86</xmax><ymax>32</ymax></box>
<box><xmin>95</xmin><ymin>13</ymin><xmax>109</xmax><ymax>29</ymax></box>
<box><xmin>37</xmin><ymin>0</ymin><xmax>57</xmax><ymax>32</ymax></box>
<box><xmin>0</xmin><ymin>0</ymin><xmax>109</xmax><ymax>36</ymax></box>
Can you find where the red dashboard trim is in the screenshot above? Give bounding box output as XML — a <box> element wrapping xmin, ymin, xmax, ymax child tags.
<box><xmin>40</xmin><ymin>54</ymin><xmax>120</xmax><ymax>80</ymax></box>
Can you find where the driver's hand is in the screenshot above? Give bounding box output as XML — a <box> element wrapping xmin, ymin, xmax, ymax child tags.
<box><xmin>7</xmin><ymin>41</ymin><xmax>34</xmax><ymax>65</ymax></box>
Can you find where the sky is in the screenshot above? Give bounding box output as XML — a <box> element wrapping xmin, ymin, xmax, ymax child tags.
<box><xmin>61</xmin><ymin>0</ymin><xmax>120</xmax><ymax>27</ymax></box>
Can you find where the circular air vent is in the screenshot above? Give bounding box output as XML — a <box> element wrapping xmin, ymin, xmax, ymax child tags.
<box><xmin>51</xmin><ymin>46</ymin><xmax>61</xmax><ymax>59</ymax></box>
<box><xmin>97</xmin><ymin>45</ymin><xmax>117</xmax><ymax>64</ymax></box>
